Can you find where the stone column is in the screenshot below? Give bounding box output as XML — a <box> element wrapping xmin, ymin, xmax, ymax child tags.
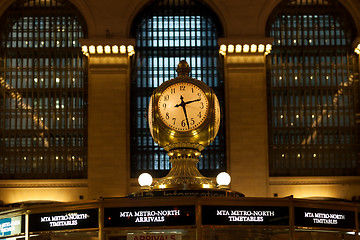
<box><xmin>81</xmin><ymin>40</ymin><xmax>135</xmax><ymax>199</ymax></box>
<box><xmin>219</xmin><ymin>39</ymin><xmax>272</xmax><ymax>197</ymax></box>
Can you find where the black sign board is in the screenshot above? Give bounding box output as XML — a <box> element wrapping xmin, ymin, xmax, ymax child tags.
<box><xmin>104</xmin><ymin>206</ymin><xmax>196</xmax><ymax>227</ymax></box>
<box><xmin>202</xmin><ymin>206</ymin><xmax>289</xmax><ymax>225</ymax></box>
<box><xmin>294</xmin><ymin>207</ymin><xmax>355</xmax><ymax>229</ymax></box>
<box><xmin>29</xmin><ymin>208</ymin><xmax>98</xmax><ymax>232</ymax></box>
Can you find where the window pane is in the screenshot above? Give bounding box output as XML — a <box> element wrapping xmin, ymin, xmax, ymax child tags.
<box><xmin>0</xmin><ymin>0</ymin><xmax>88</xmax><ymax>179</ymax></box>
<box><xmin>266</xmin><ymin>0</ymin><xmax>359</xmax><ymax>176</ymax></box>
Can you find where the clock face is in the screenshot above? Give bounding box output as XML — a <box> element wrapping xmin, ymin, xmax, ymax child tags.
<box><xmin>158</xmin><ymin>82</ymin><xmax>209</xmax><ymax>131</ymax></box>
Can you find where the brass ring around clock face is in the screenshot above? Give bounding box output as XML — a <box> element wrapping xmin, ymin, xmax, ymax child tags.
<box><xmin>157</xmin><ymin>82</ymin><xmax>209</xmax><ymax>132</ymax></box>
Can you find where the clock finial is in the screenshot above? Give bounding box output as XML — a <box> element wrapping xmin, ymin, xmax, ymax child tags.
<box><xmin>176</xmin><ymin>60</ymin><xmax>191</xmax><ymax>76</ymax></box>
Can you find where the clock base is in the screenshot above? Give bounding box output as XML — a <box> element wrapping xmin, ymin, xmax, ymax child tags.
<box><xmin>152</xmin><ymin>148</ymin><xmax>217</xmax><ymax>190</ymax></box>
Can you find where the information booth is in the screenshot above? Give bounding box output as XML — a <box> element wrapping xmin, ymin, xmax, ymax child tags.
<box><xmin>0</xmin><ymin>194</ymin><xmax>359</xmax><ymax>240</ymax></box>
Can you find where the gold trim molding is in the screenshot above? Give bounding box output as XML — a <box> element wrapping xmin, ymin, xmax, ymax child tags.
<box><xmin>79</xmin><ymin>38</ymin><xmax>135</xmax><ymax>57</ymax></box>
<box><xmin>218</xmin><ymin>37</ymin><xmax>273</xmax><ymax>55</ymax></box>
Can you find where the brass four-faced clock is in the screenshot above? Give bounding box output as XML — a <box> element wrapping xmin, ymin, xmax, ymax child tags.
<box><xmin>148</xmin><ymin>60</ymin><xmax>220</xmax><ymax>190</ymax></box>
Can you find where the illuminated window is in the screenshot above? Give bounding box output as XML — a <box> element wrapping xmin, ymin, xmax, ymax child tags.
<box><xmin>0</xmin><ymin>0</ymin><xmax>88</xmax><ymax>179</ymax></box>
<box><xmin>130</xmin><ymin>0</ymin><xmax>225</xmax><ymax>178</ymax></box>
<box><xmin>266</xmin><ymin>0</ymin><xmax>359</xmax><ymax>176</ymax></box>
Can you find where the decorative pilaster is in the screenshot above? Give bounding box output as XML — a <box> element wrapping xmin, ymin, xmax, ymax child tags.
<box><xmin>80</xmin><ymin>39</ymin><xmax>135</xmax><ymax>199</ymax></box>
<box><xmin>219</xmin><ymin>37</ymin><xmax>273</xmax><ymax>197</ymax></box>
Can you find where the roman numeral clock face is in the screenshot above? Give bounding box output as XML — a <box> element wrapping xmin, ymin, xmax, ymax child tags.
<box><xmin>158</xmin><ymin>82</ymin><xmax>209</xmax><ymax>131</ymax></box>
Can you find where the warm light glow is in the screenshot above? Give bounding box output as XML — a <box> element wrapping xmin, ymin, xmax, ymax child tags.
<box><xmin>82</xmin><ymin>44</ymin><xmax>135</xmax><ymax>56</ymax></box>
<box><xmin>96</xmin><ymin>45</ymin><xmax>103</xmax><ymax>54</ymax></box>
<box><xmin>258</xmin><ymin>44</ymin><xmax>265</xmax><ymax>52</ymax></box>
<box><xmin>250</xmin><ymin>44</ymin><xmax>257</xmax><ymax>52</ymax></box>
<box><xmin>81</xmin><ymin>45</ymin><xmax>88</xmax><ymax>54</ymax></box>
<box><xmin>355</xmin><ymin>44</ymin><xmax>360</xmax><ymax>54</ymax></box>
<box><xmin>120</xmin><ymin>45</ymin><xmax>126</xmax><ymax>54</ymax></box>
<box><xmin>89</xmin><ymin>45</ymin><xmax>96</xmax><ymax>54</ymax></box>
<box><xmin>112</xmin><ymin>45</ymin><xmax>119</xmax><ymax>53</ymax></box>
<box><xmin>219</xmin><ymin>43</ymin><xmax>272</xmax><ymax>55</ymax></box>
<box><xmin>243</xmin><ymin>44</ymin><xmax>249</xmax><ymax>53</ymax></box>
<box><xmin>228</xmin><ymin>44</ymin><xmax>234</xmax><ymax>53</ymax></box>
<box><xmin>265</xmin><ymin>44</ymin><xmax>272</xmax><ymax>55</ymax></box>
<box><xmin>216</xmin><ymin>172</ymin><xmax>231</xmax><ymax>186</ymax></box>
<box><xmin>219</xmin><ymin>44</ymin><xmax>227</xmax><ymax>55</ymax></box>
<box><xmin>104</xmin><ymin>45</ymin><xmax>111</xmax><ymax>54</ymax></box>
<box><xmin>127</xmin><ymin>45</ymin><xmax>135</xmax><ymax>56</ymax></box>
<box><xmin>138</xmin><ymin>173</ymin><xmax>153</xmax><ymax>187</ymax></box>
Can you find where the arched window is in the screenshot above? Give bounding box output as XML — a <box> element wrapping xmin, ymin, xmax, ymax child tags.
<box><xmin>0</xmin><ymin>0</ymin><xmax>88</xmax><ymax>179</ymax></box>
<box><xmin>266</xmin><ymin>0</ymin><xmax>360</xmax><ymax>176</ymax></box>
<box><xmin>130</xmin><ymin>0</ymin><xmax>226</xmax><ymax>178</ymax></box>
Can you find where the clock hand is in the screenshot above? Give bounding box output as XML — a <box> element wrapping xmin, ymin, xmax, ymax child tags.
<box><xmin>174</xmin><ymin>95</ymin><xmax>190</xmax><ymax>129</ymax></box>
<box><xmin>174</xmin><ymin>95</ymin><xmax>186</xmax><ymax>108</ymax></box>
<box><xmin>184</xmin><ymin>98</ymin><xmax>201</xmax><ymax>105</ymax></box>
<box><xmin>182</xmin><ymin>104</ymin><xmax>190</xmax><ymax>129</ymax></box>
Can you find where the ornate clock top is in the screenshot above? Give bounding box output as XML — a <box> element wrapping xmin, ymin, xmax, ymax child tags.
<box><xmin>176</xmin><ymin>60</ymin><xmax>191</xmax><ymax>76</ymax></box>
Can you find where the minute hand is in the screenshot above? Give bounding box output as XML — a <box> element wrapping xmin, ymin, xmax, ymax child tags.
<box><xmin>181</xmin><ymin>105</ymin><xmax>190</xmax><ymax>129</ymax></box>
<box><xmin>184</xmin><ymin>98</ymin><xmax>201</xmax><ymax>105</ymax></box>
<box><xmin>174</xmin><ymin>95</ymin><xmax>190</xmax><ymax>129</ymax></box>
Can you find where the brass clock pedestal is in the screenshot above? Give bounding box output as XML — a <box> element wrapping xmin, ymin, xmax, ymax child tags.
<box><xmin>152</xmin><ymin>148</ymin><xmax>217</xmax><ymax>190</ymax></box>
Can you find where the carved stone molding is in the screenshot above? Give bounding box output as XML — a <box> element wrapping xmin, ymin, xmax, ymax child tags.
<box><xmin>269</xmin><ymin>177</ymin><xmax>360</xmax><ymax>185</ymax></box>
<box><xmin>0</xmin><ymin>180</ymin><xmax>88</xmax><ymax>188</ymax></box>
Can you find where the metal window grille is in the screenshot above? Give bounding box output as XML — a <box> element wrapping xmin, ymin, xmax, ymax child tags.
<box><xmin>0</xmin><ymin>0</ymin><xmax>88</xmax><ymax>179</ymax></box>
<box><xmin>130</xmin><ymin>0</ymin><xmax>226</xmax><ymax>178</ymax></box>
<box><xmin>266</xmin><ymin>0</ymin><xmax>360</xmax><ymax>176</ymax></box>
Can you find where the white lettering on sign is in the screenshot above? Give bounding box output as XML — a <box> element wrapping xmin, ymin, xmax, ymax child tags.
<box><xmin>40</xmin><ymin>213</ymin><xmax>90</xmax><ymax>227</ymax></box>
<box><xmin>216</xmin><ymin>210</ymin><xmax>275</xmax><ymax>222</ymax></box>
<box><xmin>127</xmin><ymin>233</ymin><xmax>181</xmax><ymax>240</ymax></box>
<box><xmin>0</xmin><ymin>216</ymin><xmax>22</xmax><ymax>236</ymax></box>
<box><xmin>303</xmin><ymin>211</ymin><xmax>345</xmax><ymax>225</ymax></box>
<box><xmin>119</xmin><ymin>210</ymin><xmax>180</xmax><ymax>223</ymax></box>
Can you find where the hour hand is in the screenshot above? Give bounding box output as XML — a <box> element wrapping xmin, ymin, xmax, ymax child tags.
<box><xmin>174</xmin><ymin>95</ymin><xmax>185</xmax><ymax>108</ymax></box>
